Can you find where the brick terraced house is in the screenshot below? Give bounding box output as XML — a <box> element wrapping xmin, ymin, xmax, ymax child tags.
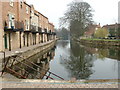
<box><xmin>103</xmin><ymin>23</ymin><xmax>120</xmax><ymax>39</ymax></box>
<box><xmin>0</xmin><ymin>0</ymin><xmax>56</xmax><ymax>51</ymax></box>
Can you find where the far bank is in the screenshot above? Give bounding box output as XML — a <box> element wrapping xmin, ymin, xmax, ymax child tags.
<box><xmin>77</xmin><ymin>38</ymin><xmax>120</xmax><ymax>46</ymax></box>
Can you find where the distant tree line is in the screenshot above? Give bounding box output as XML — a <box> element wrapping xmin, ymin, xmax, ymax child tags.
<box><xmin>55</xmin><ymin>27</ymin><xmax>70</xmax><ymax>40</ymax></box>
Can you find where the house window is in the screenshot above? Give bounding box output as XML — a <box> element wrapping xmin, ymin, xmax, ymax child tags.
<box><xmin>31</xmin><ymin>10</ymin><xmax>34</xmax><ymax>16</ymax></box>
<box><xmin>10</xmin><ymin>0</ymin><xmax>14</xmax><ymax>7</ymax></box>
<box><xmin>20</xmin><ymin>1</ymin><xmax>22</xmax><ymax>8</ymax></box>
<box><xmin>31</xmin><ymin>10</ymin><xmax>34</xmax><ymax>14</ymax></box>
<box><xmin>36</xmin><ymin>24</ymin><xmax>38</xmax><ymax>31</ymax></box>
<box><xmin>25</xmin><ymin>20</ymin><xmax>29</xmax><ymax>30</ymax></box>
<box><xmin>26</xmin><ymin>6</ymin><xmax>29</xmax><ymax>14</ymax></box>
<box><xmin>8</xmin><ymin>14</ymin><xmax>15</xmax><ymax>28</ymax></box>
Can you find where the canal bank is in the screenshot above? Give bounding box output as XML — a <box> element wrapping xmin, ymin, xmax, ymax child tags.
<box><xmin>77</xmin><ymin>39</ymin><xmax>120</xmax><ymax>46</ymax></box>
<box><xmin>0</xmin><ymin>39</ymin><xmax>57</xmax><ymax>72</ymax></box>
<box><xmin>0</xmin><ymin>40</ymin><xmax>119</xmax><ymax>88</ymax></box>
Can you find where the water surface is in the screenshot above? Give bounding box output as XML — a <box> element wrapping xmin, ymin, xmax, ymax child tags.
<box><xmin>48</xmin><ymin>40</ymin><xmax>119</xmax><ymax>80</ymax></box>
<box><xmin>8</xmin><ymin>40</ymin><xmax>120</xmax><ymax>80</ymax></box>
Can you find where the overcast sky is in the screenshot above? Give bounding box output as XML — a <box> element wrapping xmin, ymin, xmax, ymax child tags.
<box><xmin>26</xmin><ymin>0</ymin><xmax>119</xmax><ymax>28</ymax></box>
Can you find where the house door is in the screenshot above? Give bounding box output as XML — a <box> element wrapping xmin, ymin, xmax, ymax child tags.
<box><xmin>4</xmin><ymin>34</ymin><xmax>8</xmax><ymax>49</ymax></box>
<box><xmin>23</xmin><ymin>34</ymin><xmax>25</xmax><ymax>46</ymax></box>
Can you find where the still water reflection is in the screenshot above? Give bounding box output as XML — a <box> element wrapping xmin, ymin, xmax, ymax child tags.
<box><xmin>9</xmin><ymin>40</ymin><xmax>120</xmax><ymax>80</ymax></box>
<box><xmin>49</xmin><ymin>40</ymin><xmax>119</xmax><ymax>80</ymax></box>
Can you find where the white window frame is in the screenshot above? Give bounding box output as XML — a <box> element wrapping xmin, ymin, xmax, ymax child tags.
<box><xmin>31</xmin><ymin>10</ymin><xmax>34</xmax><ymax>16</ymax></box>
<box><xmin>26</xmin><ymin>6</ymin><xmax>29</xmax><ymax>14</ymax></box>
<box><xmin>10</xmin><ymin>0</ymin><xmax>14</xmax><ymax>7</ymax></box>
<box><xmin>8</xmin><ymin>13</ymin><xmax>15</xmax><ymax>28</ymax></box>
<box><xmin>25</xmin><ymin>19</ymin><xmax>29</xmax><ymax>30</ymax></box>
<box><xmin>20</xmin><ymin>1</ymin><xmax>22</xmax><ymax>8</ymax></box>
<box><xmin>36</xmin><ymin>24</ymin><xmax>38</xmax><ymax>31</ymax></box>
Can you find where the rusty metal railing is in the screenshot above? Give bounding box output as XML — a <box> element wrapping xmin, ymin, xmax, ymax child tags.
<box><xmin>17</xmin><ymin>55</ymin><xmax>64</xmax><ymax>80</ymax></box>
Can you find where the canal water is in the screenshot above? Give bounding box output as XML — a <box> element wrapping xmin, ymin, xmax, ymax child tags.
<box><xmin>7</xmin><ymin>40</ymin><xmax>120</xmax><ymax>80</ymax></box>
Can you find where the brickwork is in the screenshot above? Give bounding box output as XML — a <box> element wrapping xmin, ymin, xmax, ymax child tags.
<box><xmin>118</xmin><ymin>1</ymin><xmax>120</xmax><ymax>24</ymax></box>
<box><xmin>0</xmin><ymin>0</ymin><xmax>56</xmax><ymax>52</ymax></box>
<box><xmin>0</xmin><ymin>0</ymin><xmax>4</xmax><ymax>51</ymax></box>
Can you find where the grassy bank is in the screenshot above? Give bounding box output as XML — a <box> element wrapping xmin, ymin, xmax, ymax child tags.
<box><xmin>81</xmin><ymin>38</ymin><xmax>120</xmax><ymax>42</ymax></box>
<box><xmin>78</xmin><ymin>38</ymin><xmax>120</xmax><ymax>46</ymax></box>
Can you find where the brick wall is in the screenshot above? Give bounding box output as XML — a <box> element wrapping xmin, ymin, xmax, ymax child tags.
<box><xmin>118</xmin><ymin>1</ymin><xmax>120</xmax><ymax>24</ymax></box>
<box><xmin>2</xmin><ymin>1</ymin><xmax>19</xmax><ymax>24</ymax></box>
<box><xmin>49</xmin><ymin>23</ymin><xmax>54</xmax><ymax>32</ymax></box>
<box><xmin>2</xmin><ymin>1</ymin><xmax>20</xmax><ymax>50</ymax></box>
<box><xmin>0</xmin><ymin>0</ymin><xmax>4</xmax><ymax>51</ymax></box>
<box><xmin>19</xmin><ymin>2</ymin><xmax>31</xmax><ymax>30</ymax></box>
<box><xmin>1</xmin><ymin>0</ymin><xmax>55</xmax><ymax>51</ymax></box>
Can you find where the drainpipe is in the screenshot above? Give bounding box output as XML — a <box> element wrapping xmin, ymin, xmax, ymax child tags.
<box><xmin>27</xmin><ymin>33</ymin><xmax>29</xmax><ymax>47</ymax></box>
<box><xmin>32</xmin><ymin>32</ymin><xmax>34</xmax><ymax>45</ymax></box>
<box><xmin>20</xmin><ymin>31</ymin><xmax>21</xmax><ymax>48</ymax></box>
<box><xmin>9</xmin><ymin>33</ymin><xmax>11</xmax><ymax>51</ymax></box>
<box><xmin>39</xmin><ymin>33</ymin><xmax>40</xmax><ymax>43</ymax></box>
<box><xmin>35</xmin><ymin>34</ymin><xmax>36</xmax><ymax>44</ymax></box>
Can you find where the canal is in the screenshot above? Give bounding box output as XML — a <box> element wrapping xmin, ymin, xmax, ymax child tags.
<box><xmin>7</xmin><ymin>40</ymin><xmax>120</xmax><ymax>80</ymax></box>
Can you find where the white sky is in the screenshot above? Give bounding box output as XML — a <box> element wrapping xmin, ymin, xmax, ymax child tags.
<box><xmin>26</xmin><ymin>0</ymin><xmax>120</xmax><ymax>28</ymax></box>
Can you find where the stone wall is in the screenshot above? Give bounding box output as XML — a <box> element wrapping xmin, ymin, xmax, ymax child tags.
<box><xmin>2</xmin><ymin>40</ymin><xmax>56</xmax><ymax>68</ymax></box>
<box><xmin>0</xmin><ymin>1</ymin><xmax>4</xmax><ymax>52</ymax></box>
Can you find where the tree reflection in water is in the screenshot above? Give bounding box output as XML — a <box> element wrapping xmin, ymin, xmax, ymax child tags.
<box><xmin>81</xmin><ymin>43</ymin><xmax>120</xmax><ymax>61</ymax></box>
<box><xmin>6</xmin><ymin>40</ymin><xmax>120</xmax><ymax>80</ymax></box>
<box><xmin>60</xmin><ymin>40</ymin><xmax>95</xmax><ymax>80</ymax></box>
<box><xmin>60</xmin><ymin>40</ymin><xmax>120</xmax><ymax>80</ymax></box>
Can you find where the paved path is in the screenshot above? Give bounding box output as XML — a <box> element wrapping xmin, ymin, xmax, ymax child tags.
<box><xmin>1</xmin><ymin>78</ymin><xmax>119</xmax><ymax>88</ymax></box>
<box><xmin>0</xmin><ymin>40</ymin><xmax>53</xmax><ymax>60</ymax></box>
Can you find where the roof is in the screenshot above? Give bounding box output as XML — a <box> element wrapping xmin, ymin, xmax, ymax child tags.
<box><xmin>49</xmin><ymin>22</ymin><xmax>54</xmax><ymax>26</ymax></box>
<box><xmin>24</xmin><ymin>2</ymin><xmax>31</xmax><ymax>7</ymax></box>
<box><xmin>38</xmin><ymin>12</ymin><xmax>48</xmax><ymax>19</ymax></box>
<box><xmin>34</xmin><ymin>10</ymin><xmax>39</xmax><ymax>17</ymax></box>
<box><xmin>24</xmin><ymin>2</ymin><xmax>48</xmax><ymax>19</ymax></box>
<box><xmin>84</xmin><ymin>24</ymin><xmax>100</xmax><ymax>36</ymax></box>
<box><xmin>102</xmin><ymin>23</ymin><xmax>120</xmax><ymax>29</ymax></box>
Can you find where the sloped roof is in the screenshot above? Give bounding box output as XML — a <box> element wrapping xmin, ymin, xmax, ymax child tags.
<box><xmin>84</xmin><ymin>24</ymin><xmax>100</xmax><ymax>36</ymax></box>
<box><xmin>103</xmin><ymin>23</ymin><xmax>120</xmax><ymax>29</ymax></box>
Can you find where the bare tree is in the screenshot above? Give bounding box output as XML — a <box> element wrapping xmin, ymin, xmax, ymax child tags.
<box><xmin>60</xmin><ymin>1</ymin><xmax>93</xmax><ymax>38</ymax></box>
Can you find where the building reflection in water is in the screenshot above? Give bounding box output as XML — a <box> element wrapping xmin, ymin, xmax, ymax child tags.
<box><xmin>7</xmin><ymin>46</ymin><xmax>56</xmax><ymax>79</ymax></box>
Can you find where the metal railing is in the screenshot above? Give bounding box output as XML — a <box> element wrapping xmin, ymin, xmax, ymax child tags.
<box><xmin>1</xmin><ymin>55</ymin><xmax>64</xmax><ymax>80</ymax></box>
<box><xmin>4</xmin><ymin>20</ymin><xmax>24</xmax><ymax>31</ymax></box>
<box><xmin>17</xmin><ymin>56</ymin><xmax>64</xmax><ymax>80</ymax></box>
<box><xmin>30</xmin><ymin>25</ymin><xmax>37</xmax><ymax>32</ymax></box>
<box><xmin>38</xmin><ymin>27</ymin><xmax>42</xmax><ymax>32</ymax></box>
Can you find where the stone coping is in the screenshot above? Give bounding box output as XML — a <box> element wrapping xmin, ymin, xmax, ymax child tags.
<box><xmin>2</xmin><ymin>78</ymin><xmax>119</xmax><ymax>84</ymax></box>
<box><xmin>1</xmin><ymin>78</ymin><xmax>119</xmax><ymax>88</ymax></box>
<box><xmin>0</xmin><ymin>40</ymin><xmax>56</xmax><ymax>60</ymax></box>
